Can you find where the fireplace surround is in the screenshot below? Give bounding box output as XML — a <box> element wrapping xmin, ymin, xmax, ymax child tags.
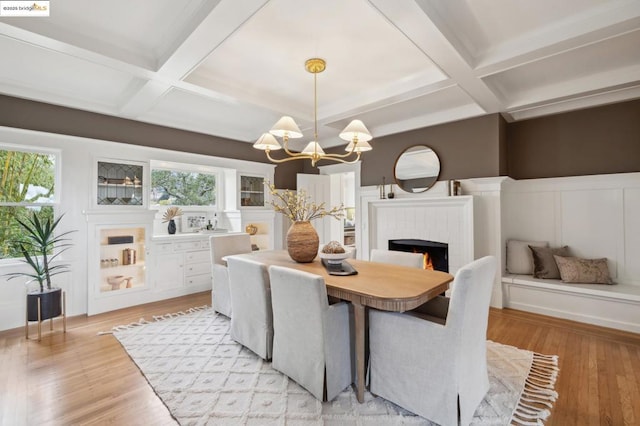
<box><xmin>362</xmin><ymin>195</ymin><xmax>474</xmax><ymax>275</ymax></box>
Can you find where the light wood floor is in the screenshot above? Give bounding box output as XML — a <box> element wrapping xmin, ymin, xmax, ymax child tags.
<box><xmin>1</xmin><ymin>292</ymin><xmax>639</xmax><ymax>425</ymax></box>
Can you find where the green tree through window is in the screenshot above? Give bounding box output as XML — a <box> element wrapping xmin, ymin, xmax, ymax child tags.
<box><xmin>150</xmin><ymin>169</ymin><xmax>216</xmax><ymax>207</ymax></box>
<box><xmin>0</xmin><ymin>148</ymin><xmax>56</xmax><ymax>258</ymax></box>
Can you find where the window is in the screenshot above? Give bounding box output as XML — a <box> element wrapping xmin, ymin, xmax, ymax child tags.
<box><xmin>150</xmin><ymin>161</ymin><xmax>217</xmax><ymax>208</ymax></box>
<box><xmin>0</xmin><ymin>145</ymin><xmax>58</xmax><ymax>259</ymax></box>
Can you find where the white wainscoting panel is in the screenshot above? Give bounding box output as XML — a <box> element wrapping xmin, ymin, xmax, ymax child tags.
<box><xmin>503</xmin><ymin>173</ymin><xmax>640</xmax><ymax>285</ymax></box>
<box><xmin>560</xmin><ymin>189</ymin><xmax>623</xmax><ymax>280</ymax></box>
<box><xmin>624</xmin><ymin>187</ymin><xmax>640</xmax><ymax>283</ymax></box>
<box><xmin>501</xmin><ymin>173</ymin><xmax>640</xmax><ymax>332</ymax></box>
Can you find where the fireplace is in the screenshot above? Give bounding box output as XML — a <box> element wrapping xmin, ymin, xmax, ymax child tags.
<box><xmin>388</xmin><ymin>239</ymin><xmax>449</xmax><ymax>273</ymax></box>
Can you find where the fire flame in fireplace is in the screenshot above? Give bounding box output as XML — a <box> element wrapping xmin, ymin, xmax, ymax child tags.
<box><xmin>423</xmin><ymin>252</ymin><xmax>434</xmax><ymax>270</ymax></box>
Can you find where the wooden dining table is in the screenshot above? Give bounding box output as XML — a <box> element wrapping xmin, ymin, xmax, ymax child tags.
<box><xmin>231</xmin><ymin>250</ymin><xmax>454</xmax><ymax>403</ymax></box>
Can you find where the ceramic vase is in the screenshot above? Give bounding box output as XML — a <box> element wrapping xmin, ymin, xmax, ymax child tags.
<box><xmin>286</xmin><ymin>221</ymin><xmax>319</xmax><ymax>263</ymax></box>
<box><xmin>168</xmin><ymin>219</ymin><xmax>177</xmax><ymax>235</ymax></box>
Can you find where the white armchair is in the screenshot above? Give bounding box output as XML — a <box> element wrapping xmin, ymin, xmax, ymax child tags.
<box><xmin>370</xmin><ymin>248</ymin><xmax>423</xmax><ymax>268</ymax></box>
<box><xmin>368</xmin><ymin>256</ymin><xmax>497</xmax><ymax>426</ymax></box>
<box><xmin>209</xmin><ymin>233</ymin><xmax>251</xmax><ymax>317</ymax></box>
<box><xmin>268</xmin><ymin>265</ymin><xmax>354</xmax><ymax>401</ymax></box>
<box><xmin>226</xmin><ymin>256</ymin><xmax>273</xmax><ymax>360</ymax></box>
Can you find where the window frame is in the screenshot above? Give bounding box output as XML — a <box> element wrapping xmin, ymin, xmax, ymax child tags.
<box><xmin>0</xmin><ymin>143</ymin><xmax>61</xmax><ymax>262</ymax></box>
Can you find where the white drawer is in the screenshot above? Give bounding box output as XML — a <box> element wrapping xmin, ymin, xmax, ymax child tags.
<box><xmin>185</xmin><ymin>250</ymin><xmax>210</xmax><ymax>264</ymax></box>
<box><xmin>155</xmin><ymin>243</ymin><xmax>173</xmax><ymax>254</ymax></box>
<box><xmin>173</xmin><ymin>241</ymin><xmax>201</xmax><ymax>251</ymax></box>
<box><xmin>185</xmin><ymin>273</ymin><xmax>211</xmax><ymax>287</ymax></box>
<box><xmin>185</xmin><ymin>262</ymin><xmax>210</xmax><ymax>276</ymax></box>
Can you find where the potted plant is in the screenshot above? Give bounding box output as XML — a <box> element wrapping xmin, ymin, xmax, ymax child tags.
<box><xmin>6</xmin><ymin>213</ymin><xmax>74</xmax><ymax>322</ymax></box>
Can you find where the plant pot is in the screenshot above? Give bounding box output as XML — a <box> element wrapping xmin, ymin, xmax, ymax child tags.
<box><xmin>286</xmin><ymin>221</ymin><xmax>319</xmax><ymax>263</ymax></box>
<box><xmin>27</xmin><ymin>288</ymin><xmax>62</xmax><ymax>322</ymax></box>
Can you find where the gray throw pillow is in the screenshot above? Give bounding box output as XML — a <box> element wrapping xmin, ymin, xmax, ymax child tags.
<box><xmin>506</xmin><ymin>239</ymin><xmax>548</xmax><ymax>275</ymax></box>
<box><xmin>554</xmin><ymin>255</ymin><xmax>614</xmax><ymax>284</ymax></box>
<box><xmin>529</xmin><ymin>245</ymin><xmax>570</xmax><ymax>279</ymax></box>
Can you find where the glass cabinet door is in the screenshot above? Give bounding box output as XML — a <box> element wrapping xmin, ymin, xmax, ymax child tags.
<box><xmin>240</xmin><ymin>175</ymin><xmax>265</xmax><ymax>207</ymax></box>
<box><xmin>97</xmin><ymin>160</ymin><xmax>144</xmax><ymax>206</ymax></box>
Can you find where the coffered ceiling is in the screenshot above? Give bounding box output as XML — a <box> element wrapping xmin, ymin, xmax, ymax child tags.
<box><xmin>1</xmin><ymin>0</ymin><xmax>639</xmax><ymax>150</ymax></box>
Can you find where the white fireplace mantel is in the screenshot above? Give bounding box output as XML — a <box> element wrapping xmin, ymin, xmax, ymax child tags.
<box><xmin>360</xmin><ymin>194</ymin><xmax>474</xmax><ymax>275</ymax></box>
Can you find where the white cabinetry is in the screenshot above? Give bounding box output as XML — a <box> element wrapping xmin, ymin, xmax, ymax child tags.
<box><xmin>151</xmin><ymin>235</ymin><xmax>212</xmax><ymax>296</ymax></box>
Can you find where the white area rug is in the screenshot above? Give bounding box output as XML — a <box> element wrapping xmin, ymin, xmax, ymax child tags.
<box><xmin>108</xmin><ymin>307</ymin><xmax>558</xmax><ymax>425</ymax></box>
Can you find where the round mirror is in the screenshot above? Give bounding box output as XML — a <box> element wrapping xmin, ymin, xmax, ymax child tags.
<box><xmin>394</xmin><ymin>145</ymin><xmax>440</xmax><ymax>193</ymax></box>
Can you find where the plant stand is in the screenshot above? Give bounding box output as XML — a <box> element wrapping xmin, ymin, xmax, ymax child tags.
<box><xmin>25</xmin><ymin>290</ymin><xmax>66</xmax><ymax>341</ymax></box>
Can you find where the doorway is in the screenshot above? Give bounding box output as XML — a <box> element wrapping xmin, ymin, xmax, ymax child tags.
<box><xmin>297</xmin><ymin>162</ymin><xmax>360</xmax><ymax>256</ymax></box>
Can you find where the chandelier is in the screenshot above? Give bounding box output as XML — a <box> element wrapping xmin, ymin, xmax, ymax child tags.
<box><xmin>253</xmin><ymin>58</ymin><xmax>373</xmax><ymax>167</ymax></box>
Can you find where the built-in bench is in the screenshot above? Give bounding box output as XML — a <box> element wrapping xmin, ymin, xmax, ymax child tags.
<box><xmin>502</xmin><ymin>275</ymin><xmax>640</xmax><ymax>333</ymax></box>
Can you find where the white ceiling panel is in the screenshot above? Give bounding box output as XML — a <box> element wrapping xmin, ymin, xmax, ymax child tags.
<box><xmin>186</xmin><ymin>0</ymin><xmax>444</xmax><ymax>120</ymax></box>
<box><xmin>483</xmin><ymin>29</ymin><xmax>640</xmax><ymax>107</ymax></box>
<box><xmin>331</xmin><ymin>85</ymin><xmax>486</xmax><ymax>139</ymax></box>
<box><xmin>0</xmin><ymin>0</ymin><xmax>639</xmax><ymax>146</ymax></box>
<box><xmin>138</xmin><ymin>87</ymin><xmax>280</xmax><ymax>142</ymax></box>
<box><xmin>0</xmin><ymin>35</ymin><xmax>140</xmax><ymax>111</ymax></box>
<box><xmin>4</xmin><ymin>0</ymin><xmax>218</xmax><ymax>69</ymax></box>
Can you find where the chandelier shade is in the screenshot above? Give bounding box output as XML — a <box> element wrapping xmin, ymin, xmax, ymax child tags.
<box><xmin>253</xmin><ymin>58</ymin><xmax>373</xmax><ymax>167</ymax></box>
<box><xmin>339</xmin><ymin>119</ymin><xmax>373</xmax><ymax>142</ymax></box>
<box><xmin>269</xmin><ymin>116</ymin><xmax>303</xmax><ymax>139</ymax></box>
<box><xmin>301</xmin><ymin>141</ymin><xmax>326</xmax><ymax>156</ymax></box>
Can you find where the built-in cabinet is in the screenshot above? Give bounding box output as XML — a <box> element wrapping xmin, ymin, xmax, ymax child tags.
<box><xmin>99</xmin><ymin>227</ymin><xmax>146</xmax><ymax>292</ymax></box>
<box><xmin>86</xmin><ymin>212</ymin><xmax>154</xmax><ymax>315</ymax></box>
<box><xmin>152</xmin><ymin>235</ymin><xmax>212</xmax><ymax>293</ymax></box>
<box><xmin>85</xmin><ymin>160</ymin><xmax>276</xmax><ymax>315</ymax></box>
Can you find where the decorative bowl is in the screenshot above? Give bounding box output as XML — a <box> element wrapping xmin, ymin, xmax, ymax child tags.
<box><xmin>319</xmin><ymin>251</ymin><xmax>350</xmax><ymax>261</ymax></box>
<box><xmin>107</xmin><ymin>275</ymin><xmax>126</xmax><ymax>290</ymax></box>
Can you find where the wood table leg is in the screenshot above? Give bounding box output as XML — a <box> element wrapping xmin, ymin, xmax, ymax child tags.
<box><xmin>353</xmin><ymin>303</ymin><xmax>365</xmax><ymax>403</ymax></box>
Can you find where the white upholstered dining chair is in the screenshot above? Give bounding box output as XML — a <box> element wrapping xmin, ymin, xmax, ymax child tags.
<box><xmin>209</xmin><ymin>233</ymin><xmax>252</xmax><ymax>317</ymax></box>
<box><xmin>370</xmin><ymin>248</ymin><xmax>423</xmax><ymax>268</ymax></box>
<box><xmin>226</xmin><ymin>256</ymin><xmax>273</xmax><ymax>360</ymax></box>
<box><xmin>268</xmin><ymin>265</ymin><xmax>354</xmax><ymax>401</ymax></box>
<box><xmin>368</xmin><ymin>256</ymin><xmax>497</xmax><ymax>426</ymax></box>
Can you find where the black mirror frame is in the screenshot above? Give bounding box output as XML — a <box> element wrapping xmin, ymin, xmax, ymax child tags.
<box><xmin>393</xmin><ymin>145</ymin><xmax>441</xmax><ymax>193</ymax></box>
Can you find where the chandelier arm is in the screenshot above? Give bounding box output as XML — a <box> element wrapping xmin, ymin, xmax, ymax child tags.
<box><xmin>280</xmin><ymin>136</ymin><xmax>307</xmax><ymax>158</ymax></box>
<box><xmin>321</xmin><ymin>151</ymin><xmax>359</xmax><ymax>159</ymax></box>
<box><xmin>317</xmin><ymin>152</ymin><xmax>362</xmax><ymax>164</ymax></box>
<box><xmin>264</xmin><ymin>150</ymin><xmax>315</xmax><ymax>164</ymax></box>
<box><xmin>264</xmin><ymin>150</ymin><xmax>360</xmax><ymax>165</ymax></box>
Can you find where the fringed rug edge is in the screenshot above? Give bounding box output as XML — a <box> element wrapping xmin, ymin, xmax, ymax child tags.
<box><xmin>510</xmin><ymin>351</ymin><xmax>560</xmax><ymax>425</ymax></box>
<box><xmin>97</xmin><ymin>305</ymin><xmax>210</xmax><ymax>335</ymax></box>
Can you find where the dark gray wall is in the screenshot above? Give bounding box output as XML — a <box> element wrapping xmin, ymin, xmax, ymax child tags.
<box><xmin>506</xmin><ymin>99</ymin><xmax>640</xmax><ymax>179</ymax></box>
<box><xmin>0</xmin><ymin>95</ymin><xmax>303</xmax><ymax>188</ymax></box>
<box><xmin>327</xmin><ymin>114</ymin><xmax>503</xmax><ymax>187</ymax></box>
<box><xmin>2</xmin><ymin>94</ymin><xmax>639</xmax><ymax>188</ymax></box>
